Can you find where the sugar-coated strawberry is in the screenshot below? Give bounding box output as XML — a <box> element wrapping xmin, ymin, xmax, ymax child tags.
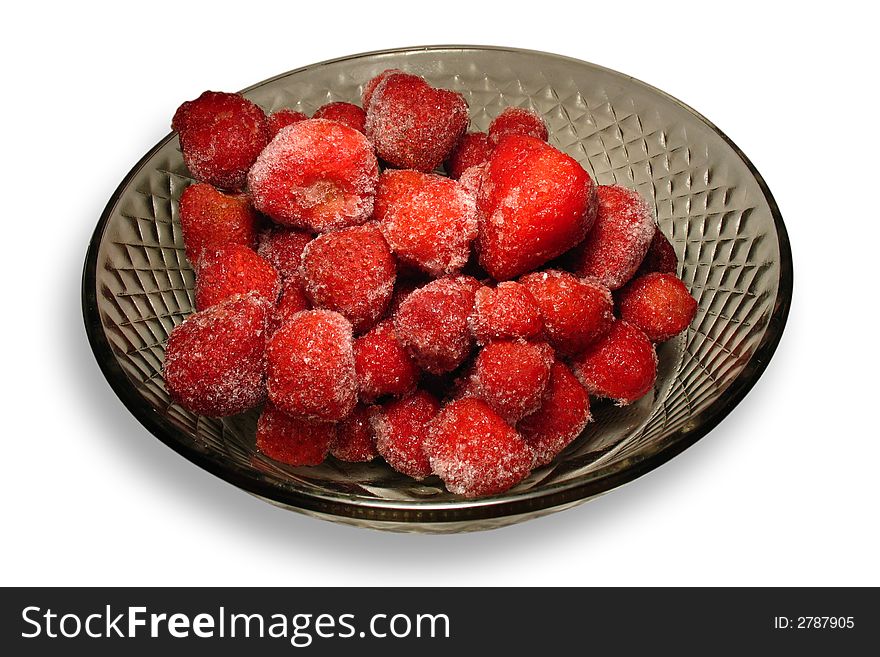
<box><xmin>520</xmin><ymin>270</ymin><xmax>613</xmax><ymax>356</ymax></box>
<box><xmin>172</xmin><ymin>91</ymin><xmax>269</xmax><ymax>191</ymax></box>
<box><xmin>469</xmin><ymin>281</ymin><xmax>544</xmax><ymax>345</ymax></box>
<box><xmin>178</xmin><ymin>183</ymin><xmax>259</xmax><ymax>267</ymax></box>
<box><xmin>425</xmin><ymin>398</ymin><xmax>533</xmax><ymax>497</ymax></box>
<box><xmin>248</xmin><ymin>119</ymin><xmax>379</xmax><ymax>233</ymax></box>
<box><xmin>361</xmin><ymin>69</ymin><xmax>404</xmax><ymax>111</ymax></box>
<box><xmin>354</xmin><ymin>320</ymin><xmax>420</xmax><ymax>402</ymax></box>
<box><xmin>457</xmin><ymin>162</ymin><xmax>487</xmax><ymax>198</ymax></box>
<box><xmin>393</xmin><ymin>275</ymin><xmax>480</xmax><ymax>374</ymax></box>
<box><xmin>266</xmin><ymin>310</ymin><xmax>357</xmax><ymax>421</ymax></box>
<box><xmin>300</xmin><ymin>224</ymin><xmax>396</xmax><ymax>333</ymax></box>
<box><xmin>637</xmin><ymin>229</ymin><xmax>678</xmax><ymax>276</ymax></box>
<box><xmin>445</xmin><ymin>132</ymin><xmax>493</xmax><ymax>179</ymax></box>
<box><xmin>518</xmin><ymin>362</ymin><xmax>591</xmax><ymax>467</ymax></box>
<box><xmin>372</xmin><ymin>390</ymin><xmax>440</xmax><ymax>479</ymax></box>
<box><xmin>256</xmin><ymin>225</ymin><xmax>313</xmax><ymax>284</ymax></box>
<box><xmin>566</xmin><ymin>184</ymin><xmax>656</xmax><ymax>289</ymax></box>
<box><xmin>163</xmin><ymin>293</ymin><xmax>270</xmax><ymax>417</ymax></box>
<box><xmin>488</xmin><ymin>107</ymin><xmax>548</xmax><ymax>144</ymax></box>
<box><xmin>256</xmin><ymin>400</ymin><xmax>337</xmax><ymax>466</ymax></box>
<box><xmin>477</xmin><ymin>135</ymin><xmax>597</xmax><ymax>280</ymax></box>
<box><xmin>332</xmin><ymin>404</ymin><xmax>379</xmax><ymax>462</ymax></box>
<box><xmin>267</xmin><ymin>109</ymin><xmax>308</xmax><ymax>139</ymax></box>
<box><xmin>373</xmin><ymin>170</ymin><xmax>478</xmax><ymax>276</ymax></box>
<box><xmin>470</xmin><ymin>340</ymin><xmax>554</xmax><ymax>424</ymax></box>
<box><xmin>617</xmin><ymin>272</ymin><xmax>697</xmax><ymax>342</ymax></box>
<box><xmin>313</xmin><ymin>101</ymin><xmax>367</xmax><ymax>134</ymax></box>
<box><xmin>268</xmin><ymin>280</ymin><xmax>311</xmax><ymax>335</ymax></box>
<box><xmin>194</xmin><ymin>244</ymin><xmax>281</xmax><ymax>311</ymax></box>
<box><xmin>365</xmin><ymin>72</ymin><xmax>469</xmax><ymax>172</ymax></box>
<box><xmin>570</xmin><ymin>321</ymin><xmax>657</xmax><ymax>405</ymax></box>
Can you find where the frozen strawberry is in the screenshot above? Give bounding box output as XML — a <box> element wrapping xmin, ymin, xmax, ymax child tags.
<box><xmin>313</xmin><ymin>101</ymin><xmax>367</xmax><ymax>134</ymax></box>
<box><xmin>248</xmin><ymin>118</ymin><xmax>379</xmax><ymax>233</ymax></box>
<box><xmin>332</xmin><ymin>404</ymin><xmax>379</xmax><ymax>462</ymax></box>
<box><xmin>457</xmin><ymin>162</ymin><xmax>487</xmax><ymax>198</ymax></box>
<box><xmin>300</xmin><ymin>224</ymin><xmax>396</xmax><ymax>333</ymax></box>
<box><xmin>425</xmin><ymin>398</ymin><xmax>533</xmax><ymax>497</ymax></box>
<box><xmin>617</xmin><ymin>272</ymin><xmax>697</xmax><ymax>342</ymax></box>
<box><xmin>361</xmin><ymin>68</ymin><xmax>404</xmax><ymax>111</ymax></box>
<box><xmin>354</xmin><ymin>320</ymin><xmax>420</xmax><ymax>402</ymax></box>
<box><xmin>566</xmin><ymin>184</ymin><xmax>656</xmax><ymax>289</ymax></box>
<box><xmin>477</xmin><ymin>135</ymin><xmax>597</xmax><ymax>280</ymax></box>
<box><xmin>488</xmin><ymin>107</ymin><xmax>548</xmax><ymax>144</ymax></box>
<box><xmin>268</xmin><ymin>280</ymin><xmax>310</xmax><ymax>335</ymax></box>
<box><xmin>178</xmin><ymin>183</ymin><xmax>259</xmax><ymax>266</ymax></box>
<box><xmin>393</xmin><ymin>275</ymin><xmax>480</xmax><ymax>374</ymax></box>
<box><xmin>194</xmin><ymin>244</ymin><xmax>281</xmax><ymax>311</ymax></box>
<box><xmin>256</xmin><ymin>401</ymin><xmax>336</xmax><ymax>466</ymax></box>
<box><xmin>570</xmin><ymin>321</ymin><xmax>657</xmax><ymax>405</ymax></box>
<box><xmin>445</xmin><ymin>132</ymin><xmax>493</xmax><ymax>179</ymax></box>
<box><xmin>365</xmin><ymin>73</ymin><xmax>469</xmax><ymax>172</ymax></box>
<box><xmin>163</xmin><ymin>293</ymin><xmax>270</xmax><ymax>417</ymax></box>
<box><xmin>471</xmin><ymin>340</ymin><xmax>554</xmax><ymax>424</ymax></box>
<box><xmin>373</xmin><ymin>170</ymin><xmax>478</xmax><ymax>276</ymax></box>
<box><xmin>520</xmin><ymin>270</ymin><xmax>613</xmax><ymax>356</ymax></box>
<box><xmin>519</xmin><ymin>362</ymin><xmax>591</xmax><ymax>467</ymax></box>
<box><xmin>372</xmin><ymin>390</ymin><xmax>440</xmax><ymax>479</ymax></box>
<box><xmin>172</xmin><ymin>91</ymin><xmax>269</xmax><ymax>191</ymax></box>
<box><xmin>256</xmin><ymin>225</ymin><xmax>312</xmax><ymax>284</ymax></box>
<box><xmin>469</xmin><ymin>281</ymin><xmax>543</xmax><ymax>345</ymax></box>
<box><xmin>266</xmin><ymin>310</ymin><xmax>357</xmax><ymax>421</ymax></box>
<box><xmin>267</xmin><ymin>108</ymin><xmax>308</xmax><ymax>139</ymax></box>
<box><xmin>637</xmin><ymin>229</ymin><xmax>678</xmax><ymax>276</ymax></box>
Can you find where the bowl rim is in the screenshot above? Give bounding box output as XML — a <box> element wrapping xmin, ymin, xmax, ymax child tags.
<box><xmin>82</xmin><ymin>44</ymin><xmax>793</xmax><ymax>526</ymax></box>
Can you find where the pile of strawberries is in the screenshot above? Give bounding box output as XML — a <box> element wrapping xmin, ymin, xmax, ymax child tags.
<box><xmin>162</xmin><ymin>69</ymin><xmax>698</xmax><ymax>498</ymax></box>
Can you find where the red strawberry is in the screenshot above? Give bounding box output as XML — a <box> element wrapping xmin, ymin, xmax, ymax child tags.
<box><xmin>477</xmin><ymin>135</ymin><xmax>597</xmax><ymax>280</ymax></box>
<box><xmin>372</xmin><ymin>390</ymin><xmax>440</xmax><ymax>480</ymax></box>
<box><xmin>248</xmin><ymin>118</ymin><xmax>379</xmax><ymax>233</ymax></box>
<box><xmin>425</xmin><ymin>397</ymin><xmax>533</xmax><ymax>498</ymax></box>
<box><xmin>354</xmin><ymin>320</ymin><xmax>420</xmax><ymax>402</ymax></box>
<box><xmin>194</xmin><ymin>244</ymin><xmax>281</xmax><ymax>311</ymax></box>
<box><xmin>300</xmin><ymin>224</ymin><xmax>396</xmax><ymax>334</ymax></box>
<box><xmin>361</xmin><ymin>69</ymin><xmax>404</xmax><ymax>111</ymax></box>
<box><xmin>445</xmin><ymin>132</ymin><xmax>493</xmax><ymax>179</ymax></box>
<box><xmin>566</xmin><ymin>184</ymin><xmax>656</xmax><ymax>289</ymax></box>
<box><xmin>393</xmin><ymin>275</ymin><xmax>480</xmax><ymax>374</ymax></box>
<box><xmin>373</xmin><ymin>169</ymin><xmax>478</xmax><ymax>277</ymax></box>
<box><xmin>256</xmin><ymin>225</ymin><xmax>312</xmax><ymax>285</ymax></box>
<box><xmin>313</xmin><ymin>101</ymin><xmax>366</xmax><ymax>134</ymax></box>
<box><xmin>470</xmin><ymin>340</ymin><xmax>555</xmax><ymax>424</ymax></box>
<box><xmin>178</xmin><ymin>183</ymin><xmax>259</xmax><ymax>267</ymax></box>
<box><xmin>172</xmin><ymin>91</ymin><xmax>269</xmax><ymax>191</ymax></box>
<box><xmin>518</xmin><ymin>362</ymin><xmax>591</xmax><ymax>467</ymax></box>
<box><xmin>266</xmin><ymin>310</ymin><xmax>357</xmax><ymax>421</ymax></box>
<box><xmin>332</xmin><ymin>404</ymin><xmax>379</xmax><ymax>463</ymax></box>
<box><xmin>163</xmin><ymin>293</ymin><xmax>270</xmax><ymax>417</ymax></box>
<box><xmin>469</xmin><ymin>281</ymin><xmax>544</xmax><ymax>345</ymax></box>
<box><xmin>617</xmin><ymin>272</ymin><xmax>697</xmax><ymax>342</ymax></box>
<box><xmin>365</xmin><ymin>73</ymin><xmax>469</xmax><ymax>172</ymax></box>
<box><xmin>520</xmin><ymin>269</ymin><xmax>614</xmax><ymax>356</ymax></box>
<box><xmin>256</xmin><ymin>400</ymin><xmax>336</xmax><ymax>466</ymax></box>
<box><xmin>637</xmin><ymin>229</ymin><xmax>678</xmax><ymax>276</ymax></box>
<box><xmin>266</xmin><ymin>109</ymin><xmax>308</xmax><ymax>139</ymax></box>
<box><xmin>570</xmin><ymin>321</ymin><xmax>657</xmax><ymax>405</ymax></box>
<box><xmin>488</xmin><ymin>107</ymin><xmax>548</xmax><ymax>144</ymax></box>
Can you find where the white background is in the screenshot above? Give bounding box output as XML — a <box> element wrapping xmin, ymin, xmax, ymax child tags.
<box><xmin>3</xmin><ymin>1</ymin><xmax>878</xmax><ymax>587</ymax></box>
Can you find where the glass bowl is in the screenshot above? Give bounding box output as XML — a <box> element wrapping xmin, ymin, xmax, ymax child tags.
<box><xmin>82</xmin><ymin>46</ymin><xmax>792</xmax><ymax>533</ymax></box>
